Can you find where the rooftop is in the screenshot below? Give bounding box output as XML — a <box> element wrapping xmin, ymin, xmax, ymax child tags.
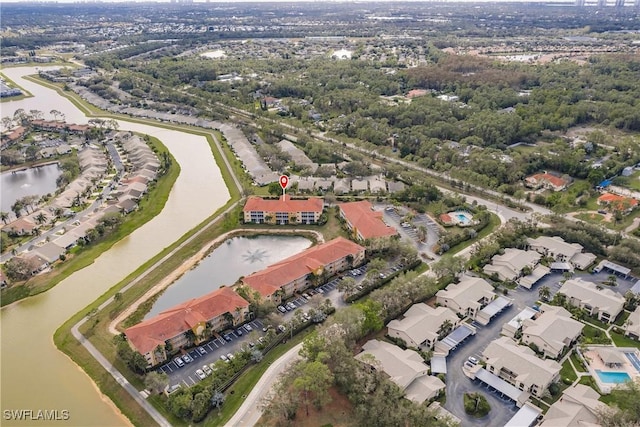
<box><xmin>125</xmin><ymin>287</ymin><xmax>249</xmax><ymax>354</ymax></box>
<box><xmin>339</xmin><ymin>200</ymin><xmax>398</xmax><ymax>240</ymax></box>
<box><xmin>243</xmin><ymin>194</ymin><xmax>323</xmax><ymax>213</ymax></box>
<box><xmin>242</xmin><ymin>237</ymin><xmax>364</xmax><ymax>298</ymax></box>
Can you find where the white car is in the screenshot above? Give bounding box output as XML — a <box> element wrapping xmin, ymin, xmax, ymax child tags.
<box><xmin>220</xmin><ymin>354</ymin><xmax>228</xmax><ymax>362</ymax></box>
<box><xmin>244</xmin><ymin>324</ymin><xmax>253</xmax><ymax>332</ymax></box>
<box><xmin>468</xmin><ymin>356</ymin><xmax>479</xmax><ymax>365</ymax></box>
<box><xmin>195</xmin><ymin>369</ymin><xmax>207</xmax><ymax>380</ymax></box>
<box><xmin>202</xmin><ymin>365</ymin><xmax>212</xmax><ymax>376</ymax></box>
<box><xmin>174</xmin><ymin>358</ymin><xmax>185</xmax><ymax>368</ymax></box>
<box><xmin>227</xmin><ymin>353</ymin><xmax>235</xmax><ymax>360</ymax></box>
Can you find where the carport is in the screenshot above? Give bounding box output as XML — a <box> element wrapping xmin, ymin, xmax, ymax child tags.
<box><xmin>474</xmin><ymin>368</ymin><xmax>527</xmax><ymax>403</ymax></box>
<box><xmin>593</xmin><ymin>260</ymin><xmax>631</xmax><ymax>278</ymax></box>
<box><xmin>477</xmin><ymin>296</ymin><xmax>513</xmax><ymax>326</ymax></box>
<box><xmin>430</xmin><ymin>355</ymin><xmax>447</xmax><ymax>374</ymax></box>
<box><xmin>435</xmin><ymin>324</ymin><xmax>476</xmax><ymax>355</ymax></box>
<box><xmin>504</xmin><ymin>402</ymin><xmax>542</xmax><ymax>427</ymax></box>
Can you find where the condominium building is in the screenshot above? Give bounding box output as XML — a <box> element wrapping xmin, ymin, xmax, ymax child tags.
<box><xmin>242</xmin><ymin>195</ymin><xmax>323</xmax><ymax>225</ymax></box>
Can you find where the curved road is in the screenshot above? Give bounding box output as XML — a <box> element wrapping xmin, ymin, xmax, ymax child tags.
<box><xmin>225</xmin><ymin>343</ymin><xmax>303</xmax><ymax>427</ymax></box>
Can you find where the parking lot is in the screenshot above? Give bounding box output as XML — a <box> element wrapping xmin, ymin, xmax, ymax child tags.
<box><xmin>159</xmin><ymin>318</ymin><xmax>266</xmax><ymax>388</ymax></box>
<box><xmin>380</xmin><ymin>205</ymin><xmax>441</xmax><ymax>254</ymax></box>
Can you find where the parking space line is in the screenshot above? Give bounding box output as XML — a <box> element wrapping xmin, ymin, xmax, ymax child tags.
<box><xmin>166</xmin><ymin>365</ymin><xmax>173</xmax><ymax>373</ymax></box>
<box><xmin>188</xmin><ymin>376</ymin><xmax>196</xmax><ymax>385</ymax></box>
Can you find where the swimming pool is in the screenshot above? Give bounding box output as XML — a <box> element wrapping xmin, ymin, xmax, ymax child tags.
<box><xmin>452</xmin><ymin>211</ymin><xmax>472</xmax><ymax>225</ymax></box>
<box><xmin>595</xmin><ymin>370</ymin><xmax>631</xmax><ymax>384</ymax></box>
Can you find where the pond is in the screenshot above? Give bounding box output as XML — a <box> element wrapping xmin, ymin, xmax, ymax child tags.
<box><xmin>145</xmin><ymin>234</ymin><xmax>312</xmax><ymax>318</ymax></box>
<box><xmin>1</xmin><ymin>163</ymin><xmax>62</xmax><ymax>212</ymax></box>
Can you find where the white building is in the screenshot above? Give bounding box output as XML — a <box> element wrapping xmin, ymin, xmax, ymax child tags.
<box><xmin>527</xmin><ymin>236</ymin><xmax>596</xmax><ymax>270</ymax></box>
<box><xmin>436</xmin><ymin>277</ymin><xmax>495</xmax><ymax>319</ymax></box>
<box><xmin>483</xmin><ymin>336</ymin><xmax>561</xmax><ymax>398</ymax></box>
<box><xmin>387</xmin><ymin>304</ymin><xmax>459</xmax><ymax>350</ymax></box>
<box><xmin>483</xmin><ymin>248</ymin><xmax>541</xmax><ymax>282</ymax></box>
<box><xmin>558</xmin><ymin>278</ymin><xmax>625</xmax><ymax>324</ymax></box>
<box><xmin>520</xmin><ymin>304</ymin><xmax>584</xmax><ymax>359</ymax></box>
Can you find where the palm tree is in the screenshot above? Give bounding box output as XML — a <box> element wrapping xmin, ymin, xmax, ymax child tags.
<box><xmin>184</xmin><ymin>329</ymin><xmax>196</xmax><ymax>346</ymax></box>
<box><xmin>438</xmin><ymin>319</ymin><xmax>454</xmax><ymax>339</ymax></box>
<box><xmin>223</xmin><ymin>312</ymin><xmax>234</xmax><ymax>327</ymax></box>
<box><xmin>0</xmin><ymin>211</ymin><xmax>9</xmax><ymax>224</ymax></box>
<box><xmin>539</xmin><ymin>286</ymin><xmax>551</xmax><ymax>302</ymax></box>
<box><xmin>34</xmin><ymin>212</ymin><xmax>47</xmax><ymax>225</ymax></box>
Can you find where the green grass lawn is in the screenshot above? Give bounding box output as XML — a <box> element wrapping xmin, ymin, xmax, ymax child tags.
<box><xmin>581</xmin><ymin>324</ymin><xmax>612</xmax><ymax>345</ymax></box>
<box><xmin>575</xmin><ymin>212</ymin><xmax>605</xmax><ymax>223</ymax></box>
<box><xmin>579</xmin><ymin>376</ymin><xmax>601</xmax><ymax>394</ymax></box>
<box><xmin>560</xmin><ymin>358</ymin><xmax>578</xmax><ymax>383</ymax></box>
<box><xmin>610</xmin><ymin>331</ymin><xmax>640</xmax><ymax>349</ymax></box>
<box><xmin>570</xmin><ymin>352</ymin><xmax>587</xmax><ymax>373</ymax></box>
<box><xmin>449</xmin><ymin>213</ymin><xmax>501</xmax><ymax>255</ymax></box>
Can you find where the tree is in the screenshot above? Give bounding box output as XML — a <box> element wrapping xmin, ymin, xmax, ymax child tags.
<box><xmin>596</xmin><ymin>377</ymin><xmax>640</xmax><ymax>426</ymax></box>
<box><xmin>437</xmin><ymin>319</ymin><xmax>454</xmax><ymax>339</ymax></box>
<box><xmin>293</xmin><ymin>360</ymin><xmax>334</xmax><ymax>415</ymax></box>
<box><xmin>34</xmin><ymin>212</ymin><xmax>47</xmax><ymax>226</ymax></box>
<box><xmin>4</xmin><ymin>257</ymin><xmax>37</xmax><ymax>281</ymax></box>
<box><xmin>539</xmin><ymin>285</ymin><xmax>551</xmax><ymax>302</ymax></box>
<box><xmin>210</xmin><ymin>391</ymin><xmax>225</xmax><ymax>410</ymax></box>
<box><xmin>144</xmin><ymin>371</ymin><xmax>169</xmax><ymax>394</ymax></box>
<box><xmin>432</xmin><ymin>254</ymin><xmax>465</xmax><ymax>280</ymax></box>
<box><xmin>0</xmin><ymin>211</ymin><xmax>9</xmax><ymax>224</ymax></box>
<box><xmin>356</xmin><ymin>299</ymin><xmax>384</xmax><ymax>336</ymax></box>
<box><xmin>191</xmin><ymin>390</ymin><xmax>212</xmax><ymax>422</ymax></box>
<box><xmin>50</xmin><ymin>109</ymin><xmax>61</xmax><ymax>121</ymax></box>
<box><xmin>337</xmin><ymin>276</ymin><xmax>357</xmax><ymax>293</ymax></box>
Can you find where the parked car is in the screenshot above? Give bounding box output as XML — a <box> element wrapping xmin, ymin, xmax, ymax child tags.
<box><xmin>244</xmin><ymin>324</ymin><xmax>253</xmax><ymax>332</ymax></box>
<box><xmin>202</xmin><ymin>365</ymin><xmax>212</xmax><ymax>376</ymax></box>
<box><xmin>278</xmin><ymin>325</ymin><xmax>287</xmax><ymax>333</ymax></box>
<box><xmin>302</xmin><ymin>293</ymin><xmax>311</xmax><ymax>300</ymax></box>
<box><xmin>468</xmin><ymin>356</ymin><xmax>479</xmax><ymax>365</ymax></box>
<box><xmin>182</xmin><ymin>354</ymin><xmax>193</xmax><ymax>364</ymax></box>
<box><xmin>195</xmin><ymin>369</ymin><xmax>207</xmax><ymax>380</ymax></box>
<box><xmin>236</xmin><ymin>329</ymin><xmax>243</xmax><ymax>336</ymax></box>
<box><xmin>197</xmin><ymin>347</ymin><xmax>207</xmax><ymax>355</ymax></box>
<box><xmin>174</xmin><ymin>358</ymin><xmax>185</xmax><ymax>368</ymax></box>
<box><xmin>227</xmin><ymin>353</ymin><xmax>235</xmax><ymax>360</ymax></box>
<box><xmin>277</xmin><ymin>305</ymin><xmax>287</xmax><ymax>313</ymax></box>
<box><xmin>223</xmin><ymin>334</ymin><xmax>232</xmax><ymax>342</ymax></box>
<box><xmin>287</xmin><ymin>302</ymin><xmax>297</xmax><ymax>310</ymax></box>
<box><xmin>220</xmin><ymin>354</ymin><xmax>228</xmax><ymax>362</ymax></box>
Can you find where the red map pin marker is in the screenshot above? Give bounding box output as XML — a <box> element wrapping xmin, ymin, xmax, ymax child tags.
<box><xmin>279</xmin><ymin>175</ymin><xmax>289</xmax><ymax>190</ymax></box>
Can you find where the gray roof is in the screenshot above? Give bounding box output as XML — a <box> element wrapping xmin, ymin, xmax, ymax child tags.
<box><xmin>504</xmin><ymin>403</ymin><xmax>542</xmax><ymax>427</ymax></box>
<box><xmin>475</xmin><ymin>368</ymin><xmax>526</xmax><ymax>402</ymax></box>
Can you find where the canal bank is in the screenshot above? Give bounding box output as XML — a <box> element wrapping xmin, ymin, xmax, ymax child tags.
<box><xmin>0</xmin><ymin>66</ymin><xmax>231</xmax><ymax>426</ymax></box>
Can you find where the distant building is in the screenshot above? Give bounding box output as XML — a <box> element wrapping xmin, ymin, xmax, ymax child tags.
<box><xmin>242</xmin><ymin>195</ymin><xmax>323</xmax><ymax>225</ymax></box>
<box><xmin>338</xmin><ymin>200</ymin><xmax>398</xmax><ymax>244</ymax></box>
<box><xmin>624</xmin><ymin>306</ymin><xmax>640</xmax><ymax>340</ymax></box>
<box><xmin>597</xmin><ymin>192</ymin><xmax>638</xmax><ymax>213</ymax></box>
<box><xmin>125</xmin><ymin>287</ymin><xmax>250</xmax><ymax>367</ymax></box>
<box><xmin>525</xmin><ymin>173</ymin><xmax>569</xmax><ymax>192</ymax></box>
<box><xmin>242</xmin><ymin>237</ymin><xmax>365</xmax><ymax>303</ymax></box>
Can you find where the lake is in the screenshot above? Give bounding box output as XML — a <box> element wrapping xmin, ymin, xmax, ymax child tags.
<box><xmin>1</xmin><ymin>163</ymin><xmax>62</xmax><ymax>212</ymax></box>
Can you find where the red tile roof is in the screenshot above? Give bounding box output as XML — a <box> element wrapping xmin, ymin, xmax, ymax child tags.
<box><xmin>598</xmin><ymin>193</ymin><xmax>638</xmax><ymax>207</ymax></box>
<box><xmin>527</xmin><ymin>173</ymin><xmax>567</xmax><ymax>189</ymax></box>
<box><xmin>243</xmin><ymin>195</ymin><xmax>323</xmax><ymax>214</ymax></box>
<box><xmin>339</xmin><ymin>201</ymin><xmax>398</xmax><ymax>240</ymax></box>
<box><xmin>125</xmin><ymin>287</ymin><xmax>249</xmax><ymax>355</ymax></box>
<box><xmin>243</xmin><ymin>237</ymin><xmax>365</xmax><ymax>298</ymax></box>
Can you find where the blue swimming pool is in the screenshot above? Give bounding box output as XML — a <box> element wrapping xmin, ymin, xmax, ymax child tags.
<box><xmin>595</xmin><ymin>370</ymin><xmax>631</xmax><ymax>384</ymax></box>
<box><xmin>456</xmin><ymin>213</ymin><xmax>471</xmax><ymax>225</ymax></box>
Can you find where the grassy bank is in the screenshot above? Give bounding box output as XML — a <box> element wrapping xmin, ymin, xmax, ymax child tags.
<box><xmin>0</xmin><ymin>71</ymin><xmax>33</xmax><ymax>101</ymax></box>
<box><xmin>1</xmin><ymin>135</ymin><xmax>179</xmax><ymax>307</ymax></box>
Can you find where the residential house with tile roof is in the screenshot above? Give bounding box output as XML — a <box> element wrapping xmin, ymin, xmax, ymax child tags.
<box><xmin>242</xmin><ymin>237</ymin><xmax>365</xmax><ymax>303</ymax></box>
<box><xmin>338</xmin><ymin>200</ymin><xmax>398</xmax><ymax>245</ymax></box>
<box><xmin>243</xmin><ymin>195</ymin><xmax>324</xmax><ymax>225</ymax></box>
<box><xmin>125</xmin><ymin>287</ymin><xmax>250</xmax><ymax>367</ymax></box>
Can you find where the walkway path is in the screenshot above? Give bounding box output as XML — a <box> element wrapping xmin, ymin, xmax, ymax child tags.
<box><xmin>225</xmin><ymin>343</ymin><xmax>303</xmax><ymax>427</ymax></box>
